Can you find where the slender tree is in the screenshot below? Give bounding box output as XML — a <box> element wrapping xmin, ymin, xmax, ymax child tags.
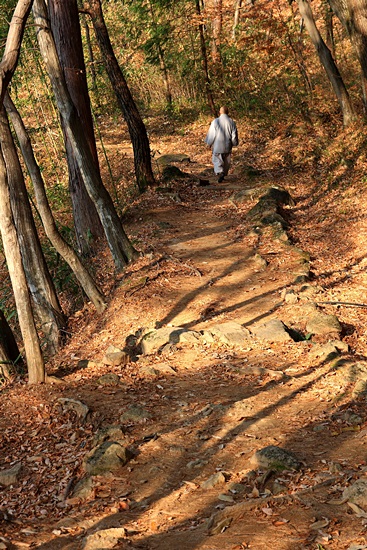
<box><xmin>296</xmin><ymin>0</ymin><xmax>355</xmax><ymax>126</ymax></box>
<box><xmin>211</xmin><ymin>0</ymin><xmax>223</xmax><ymax>63</ymax></box>
<box><xmin>0</xmin><ymin>309</ymin><xmax>21</xmax><ymax>381</ymax></box>
<box><xmin>0</xmin><ymin>145</ymin><xmax>45</xmax><ymax>383</ymax></box>
<box><xmin>0</xmin><ymin>0</ymin><xmax>33</xmax><ymax>105</ymax></box>
<box><xmin>195</xmin><ymin>0</ymin><xmax>217</xmax><ymax>116</ymax></box>
<box><xmin>83</xmin><ymin>0</ymin><xmax>156</xmax><ymax>192</ymax></box>
<box><xmin>33</xmin><ymin>0</ymin><xmax>138</xmax><ymax>271</ymax></box>
<box><xmin>4</xmin><ymin>91</ymin><xmax>107</xmax><ymax>313</ymax></box>
<box><xmin>0</xmin><ymin>105</ymin><xmax>66</xmax><ymax>355</ymax></box>
<box><xmin>48</xmin><ymin>0</ymin><xmax>104</xmax><ymax>256</ymax></box>
<box><xmin>0</xmin><ymin>0</ymin><xmax>46</xmax><ymax>384</ymax></box>
<box><xmin>328</xmin><ymin>0</ymin><xmax>367</xmax><ymax>109</ymax></box>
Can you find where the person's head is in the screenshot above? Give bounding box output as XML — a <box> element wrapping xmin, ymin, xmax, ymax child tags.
<box><xmin>219</xmin><ymin>106</ymin><xmax>229</xmax><ymax>115</ymax></box>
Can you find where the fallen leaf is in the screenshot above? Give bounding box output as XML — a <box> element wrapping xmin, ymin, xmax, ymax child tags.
<box><xmin>208</xmin><ymin>517</ymin><xmax>233</xmax><ymax>536</ymax></box>
<box><xmin>310</xmin><ymin>518</ymin><xmax>330</xmax><ymax>530</ymax></box>
<box><xmin>347</xmin><ymin>502</ymin><xmax>367</xmax><ymax>518</ymax></box>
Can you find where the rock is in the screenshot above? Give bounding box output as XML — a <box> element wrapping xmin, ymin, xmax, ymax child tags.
<box><xmin>156</xmin><ymin>153</ymin><xmax>190</xmax><ymax>165</ymax></box>
<box><xmin>201</xmin><ymin>472</ymin><xmax>226</xmax><ymax>489</ymax></box>
<box><xmin>281</xmin><ymin>289</ymin><xmax>298</xmax><ymax>304</ymax></box>
<box><xmin>139</xmin><ymin>365</ymin><xmax>160</xmax><ymax>377</ymax></box>
<box><xmin>78</xmin><ymin>359</ymin><xmax>102</xmax><ymax>369</ymax></box>
<box><xmin>251</xmin><ymin>446</ymin><xmax>301</xmax><ymax>471</ymax></box>
<box><xmin>92</xmin><ymin>426</ymin><xmax>126</xmax><ymax>447</ymax></box>
<box><xmin>102</xmin><ymin>346</ymin><xmax>129</xmax><ymax>366</ymax></box>
<box><xmin>162</xmin><ymin>165</ymin><xmax>189</xmax><ymax>181</ymax></box>
<box><xmin>140</xmin><ymin>326</ymin><xmax>188</xmax><ymax>355</ymax></box>
<box><xmin>306</xmin><ymin>311</ymin><xmax>341</xmax><ymax>336</ymax></box>
<box><xmin>228</xmin><ymin>482</ymin><xmax>246</xmax><ymax>494</ymax></box>
<box><xmin>84</xmin><ymin>442</ymin><xmax>134</xmax><ymax>475</ymax></box>
<box><xmin>0</xmin><ymin>463</ymin><xmax>22</xmax><ymax>487</ymax></box>
<box><xmin>69</xmin><ymin>476</ymin><xmax>94</xmax><ymax>502</ymax></box>
<box><xmin>353</xmin><ymin>379</ymin><xmax>367</xmax><ymax>398</ymax></box>
<box><xmin>187</xmin><ymin>459</ymin><xmax>207</xmax><ymax>470</ymax></box>
<box><xmin>83</xmin><ymin>527</ymin><xmax>127</xmax><ymax>550</ymax></box>
<box><xmin>201</xmin><ymin>321</ymin><xmax>251</xmax><ymax>347</ymax></box>
<box><xmin>230</xmin><ymin>187</ymin><xmax>264</xmax><ymax>205</ymax></box>
<box><xmin>308</xmin><ymin>342</ymin><xmax>339</xmax><ymax>361</ymax></box>
<box><xmin>343</xmin><ymin>479</ymin><xmax>367</xmax><ymax>508</ymax></box>
<box><xmin>57</xmin><ymin>398</ymin><xmax>89</xmax><ymax>422</ymax></box>
<box><xmin>120</xmin><ymin>405</ymin><xmax>152</xmax><ymax>423</ymax></box>
<box><xmin>227</xmin><ymin>398</ymin><xmax>255</xmax><ymax>419</ymax></box>
<box><xmin>0</xmin><ymin>537</ymin><xmax>16</xmax><ymax>550</ymax></box>
<box><xmin>218</xmin><ymin>493</ymin><xmax>235</xmax><ymax>502</ymax></box>
<box><xmin>97</xmin><ymin>373</ymin><xmax>122</xmax><ymax>386</ymax></box>
<box><xmin>246</xmin><ymin>187</ymin><xmax>294</xmax><ymax>228</ymax></box>
<box><xmin>251</xmin><ymin>319</ymin><xmax>292</xmax><ymax>342</ymax></box>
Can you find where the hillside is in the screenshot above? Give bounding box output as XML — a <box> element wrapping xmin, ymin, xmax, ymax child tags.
<box><xmin>2</xmin><ymin>115</ymin><xmax>367</xmax><ymax>549</ymax></box>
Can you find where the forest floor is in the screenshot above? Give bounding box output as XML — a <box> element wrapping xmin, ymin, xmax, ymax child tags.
<box><xmin>3</xmin><ymin>113</ymin><xmax>367</xmax><ymax>549</ymax></box>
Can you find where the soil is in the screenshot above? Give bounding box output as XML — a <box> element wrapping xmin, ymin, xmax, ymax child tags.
<box><xmin>2</xmin><ymin>116</ymin><xmax>367</xmax><ymax>549</ymax></box>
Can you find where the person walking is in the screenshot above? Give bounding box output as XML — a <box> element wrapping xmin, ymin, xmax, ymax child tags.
<box><xmin>205</xmin><ymin>106</ymin><xmax>238</xmax><ymax>183</ymax></box>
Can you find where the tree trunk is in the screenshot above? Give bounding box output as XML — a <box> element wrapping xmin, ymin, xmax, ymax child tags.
<box><xmin>297</xmin><ymin>0</ymin><xmax>355</xmax><ymax>127</ymax></box>
<box><xmin>195</xmin><ymin>0</ymin><xmax>217</xmax><ymax>116</ymax></box>
<box><xmin>83</xmin><ymin>0</ymin><xmax>155</xmax><ymax>193</ymax></box>
<box><xmin>0</xmin><ymin>147</ymin><xmax>45</xmax><ymax>384</ymax></box>
<box><xmin>232</xmin><ymin>0</ymin><xmax>243</xmax><ymax>40</ymax></box>
<box><xmin>0</xmin><ymin>309</ymin><xmax>21</xmax><ymax>380</ymax></box>
<box><xmin>0</xmin><ymin>0</ymin><xmax>33</xmax><ymax>105</ymax></box>
<box><xmin>146</xmin><ymin>0</ymin><xmax>172</xmax><ymax>106</ymax></box>
<box><xmin>0</xmin><ymin>105</ymin><xmax>66</xmax><ymax>355</ymax></box>
<box><xmin>328</xmin><ymin>0</ymin><xmax>367</xmax><ymax>110</ymax></box>
<box><xmin>48</xmin><ymin>0</ymin><xmax>104</xmax><ymax>256</ymax></box>
<box><xmin>4</xmin><ymin>91</ymin><xmax>107</xmax><ymax>314</ymax></box>
<box><xmin>82</xmin><ymin>15</ymin><xmax>100</xmax><ymax>109</ymax></box>
<box><xmin>211</xmin><ymin>0</ymin><xmax>223</xmax><ymax>63</ymax></box>
<box><xmin>33</xmin><ymin>0</ymin><xmax>138</xmax><ymax>271</ymax></box>
<box><xmin>325</xmin><ymin>3</ymin><xmax>335</xmax><ymax>57</ymax></box>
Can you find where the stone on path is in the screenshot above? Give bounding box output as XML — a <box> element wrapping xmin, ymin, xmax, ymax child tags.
<box><xmin>201</xmin><ymin>472</ymin><xmax>227</xmax><ymax>489</ymax></box>
<box><xmin>306</xmin><ymin>311</ymin><xmax>341</xmax><ymax>336</ymax></box>
<box><xmin>97</xmin><ymin>373</ymin><xmax>122</xmax><ymax>386</ymax></box>
<box><xmin>156</xmin><ymin>153</ymin><xmax>190</xmax><ymax>165</ymax></box>
<box><xmin>120</xmin><ymin>405</ymin><xmax>152</xmax><ymax>423</ymax></box>
<box><xmin>57</xmin><ymin>398</ymin><xmax>89</xmax><ymax>422</ymax></box>
<box><xmin>201</xmin><ymin>321</ymin><xmax>251</xmax><ymax>347</ymax></box>
<box><xmin>343</xmin><ymin>479</ymin><xmax>367</xmax><ymax>508</ymax></box>
<box><xmin>139</xmin><ymin>362</ymin><xmax>177</xmax><ymax>377</ymax></box>
<box><xmin>84</xmin><ymin>442</ymin><xmax>133</xmax><ymax>475</ymax></box>
<box><xmin>251</xmin><ymin>319</ymin><xmax>292</xmax><ymax>342</ymax></box>
<box><xmin>251</xmin><ymin>445</ymin><xmax>301</xmax><ymax>471</ymax></box>
<box><xmin>141</xmin><ymin>326</ymin><xmax>197</xmax><ymax>355</ymax></box>
<box><xmin>83</xmin><ymin>527</ymin><xmax>127</xmax><ymax>550</ymax></box>
<box><xmin>102</xmin><ymin>345</ymin><xmax>129</xmax><ymax>366</ymax></box>
<box><xmin>0</xmin><ymin>463</ymin><xmax>22</xmax><ymax>487</ymax></box>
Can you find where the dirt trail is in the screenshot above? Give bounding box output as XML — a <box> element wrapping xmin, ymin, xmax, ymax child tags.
<box><xmin>2</xmin><ymin>153</ymin><xmax>367</xmax><ymax>550</ymax></box>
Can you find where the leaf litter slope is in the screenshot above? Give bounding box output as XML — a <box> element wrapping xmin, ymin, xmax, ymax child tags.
<box><xmin>2</xmin><ymin>118</ymin><xmax>367</xmax><ymax>549</ymax></box>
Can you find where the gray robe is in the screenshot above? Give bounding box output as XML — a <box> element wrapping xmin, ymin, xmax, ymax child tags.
<box><xmin>205</xmin><ymin>114</ymin><xmax>238</xmax><ymax>154</ymax></box>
